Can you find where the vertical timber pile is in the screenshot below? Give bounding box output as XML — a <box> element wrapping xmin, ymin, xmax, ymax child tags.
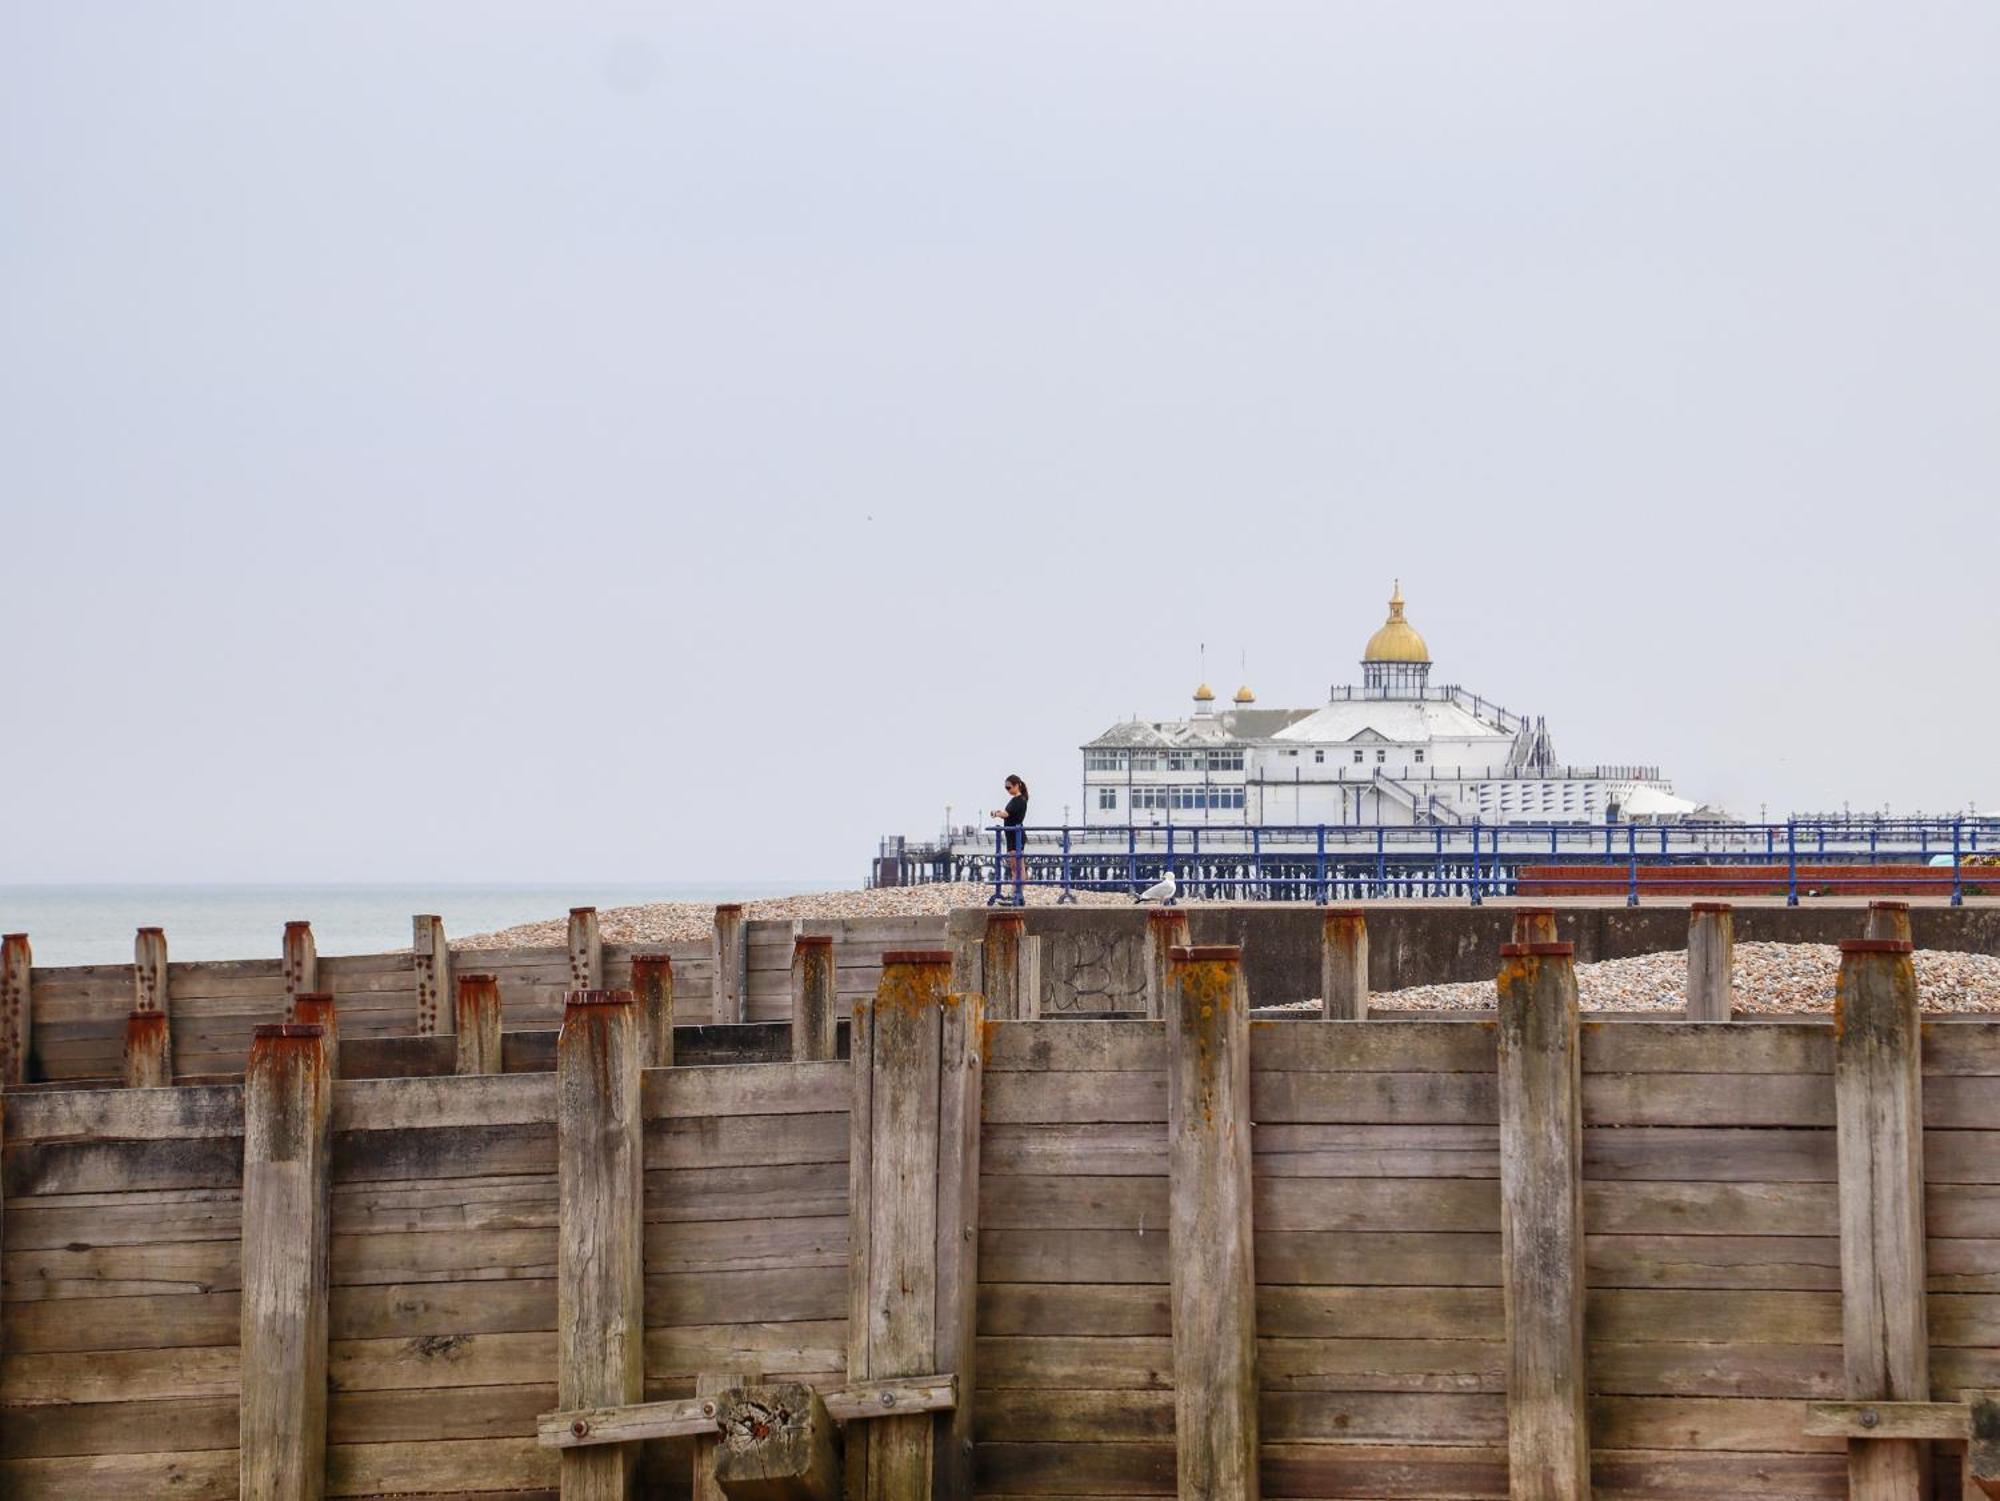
<box><xmin>1973</xmin><ymin>1395</ymin><xmax>2000</xmax><ymax>1499</ymax></box>
<box><xmin>1495</xmin><ymin>942</ymin><xmax>1589</xmax><ymax>1501</ymax></box>
<box><xmin>1143</xmin><ymin>909</ymin><xmax>1190</xmax><ymax>1020</ymax></box>
<box><xmin>556</xmin><ymin>989</ymin><xmax>644</xmax><ymax>1501</ymax></box>
<box><xmin>632</xmin><ymin>954</ymin><xmax>676</xmax><ymax>1069</ymax></box>
<box><xmin>569</xmin><ymin>907</ymin><xmax>603</xmax><ymax>990</ymax></box>
<box><xmin>1834</xmin><ymin>939</ymin><xmax>1930</xmax><ymax>1500</ymax></box>
<box><xmin>1</xmin><ymin>932</ymin><xmax>31</xmax><ymax>1087</ymax></box>
<box><xmin>1865</xmin><ymin>900</ymin><xmax>1914</xmax><ymax>944</ymax></box>
<box><xmin>413</xmin><ymin>914</ymin><xmax>452</xmax><ymax>1038</ymax></box>
<box><xmin>848</xmin><ymin>951</ymin><xmax>982</xmax><ymax>1500</ymax></box>
<box><xmin>1320</xmin><ymin>909</ymin><xmax>1368</xmax><ymax>1020</ymax></box>
<box><xmin>713</xmin><ymin>904</ymin><xmax>748</xmax><ymax>1024</ymax></box>
<box><xmin>1511</xmin><ymin>908</ymin><xmax>1558</xmax><ymax>945</ymax></box>
<box><xmin>240</xmin><ymin>1021</ymin><xmax>333</xmax><ymax>1501</ymax></box>
<box><xmin>125</xmin><ymin>925</ymin><xmax>173</xmax><ymax>1087</ymax></box>
<box><xmin>291</xmin><ymin>992</ymin><xmax>340</xmax><ymax>1078</ymax></box>
<box><xmin>1686</xmin><ymin>903</ymin><xmax>1735</xmax><ymax>1023</ymax></box>
<box><xmin>982</xmin><ymin>912</ymin><xmax>1040</xmax><ymax>1021</ymax></box>
<box><xmin>791</xmin><ymin>936</ymin><xmax>837</xmax><ymax>1062</ymax></box>
<box><xmin>1165</xmin><ymin>944</ymin><xmax>1259</xmax><ymax>1499</ymax></box>
<box><xmin>283</xmin><ymin>920</ymin><xmax>318</xmax><ymax>1011</ymax></box>
<box><xmin>454</xmin><ymin>973</ymin><xmax>503</xmax><ymax>1075</ymax></box>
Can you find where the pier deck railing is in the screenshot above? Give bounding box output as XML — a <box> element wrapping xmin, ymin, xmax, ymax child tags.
<box><xmin>965</xmin><ymin>818</ymin><xmax>1997</xmax><ymax>908</ymax></box>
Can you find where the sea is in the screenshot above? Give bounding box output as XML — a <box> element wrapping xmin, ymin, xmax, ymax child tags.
<box><xmin>0</xmin><ymin>883</ymin><xmax>842</xmax><ymax>968</ymax></box>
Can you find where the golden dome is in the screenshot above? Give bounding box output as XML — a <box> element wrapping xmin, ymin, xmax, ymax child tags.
<box><xmin>1362</xmin><ymin>581</ymin><xmax>1430</xmax><ymax>664</ymax></box>
<box><xmin>1193</xmin><ymin>682</ymin><xmax>1216</xmax><ymax>702</ymax></box>
<box><xmin>1233</xmin><ymin>685</ymin><xmax>1255</xmax><ymax>704</ymax></box>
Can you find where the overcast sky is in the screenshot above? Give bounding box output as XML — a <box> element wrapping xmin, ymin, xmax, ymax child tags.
<box><xmin>3</xmin><ymin>4</ymin><xmax>1996</xmax><ymax>885</ymax></box>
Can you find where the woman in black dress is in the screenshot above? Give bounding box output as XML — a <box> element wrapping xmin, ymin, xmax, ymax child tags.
<box><xmin>991</xmin><ymin>775</ymin><xmax>1029</xmax><ymax>896</ymax></box>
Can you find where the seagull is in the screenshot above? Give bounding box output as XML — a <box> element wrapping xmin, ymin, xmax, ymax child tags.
<box><xmin>1137</xmin><ymin>870</ymin><xmax>1178</xmax><ymax>905</ymax></box>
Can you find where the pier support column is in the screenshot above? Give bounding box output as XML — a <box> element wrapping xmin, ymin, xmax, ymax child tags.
<box><xmin>125</xmin><ymin>926</ymin><xmax>173</xmax><ymax>1087</ymax></box>
<box><xmin>454</xmin><ymin>973</ymin><xmax>503</xmax><ymax>1076</ymax></box>
<box><xmin>1166</xmin><ymin>944</ymin><xmax>1259</xmax><ymax>1499</ymax></box>
<box><xmin>791</xmin><ymin>937</ymin><xmax>837</xmax><ymax>1062</ymax></box>
<box><xmin>413</xmin><ymin>915</ymin><xmax>452</xmax><ymax>1038</ymax></box>
<box><xmin>240</xmin><ymin>1022</ymin><xmax>333</xmax><ymax>1501</ymax></box>
<box><xmin>557</xmin><ymin>989</ymin><xmax>644</xmax><ymax>1501</ymax></box>
<box><xmin>713</xmin><ymin>905</ymin><xmax>747</xmax><ymax>1024</ymax></box>
<box><xmin>632</xmin><ymin>954</ymin><xmax>676</xmax><ymax>1069</ymax></box>
<box><xmin>568</xmin><ymin>907</ymin><xmax>602</xmax><ymax>991</ymax></box>
<box><xmin>1835</xmin><ymin>939</ymin><xmax>1930</xmax><ymax>1501</ymax></box>
<box><xmin>1496</xmin><ymin>942</ymin><xmax>1590</xmax><ymax>1501</ymax></box>
<box><xmin>1686</xmin><ymin>903</ymin><xmax>1735</xmax><ymax>1023</ymax></box>
<box><xmin>1320</xmin><ymin>910</ymin><xmax>1368</xmax><ymax>1021</ymax></box>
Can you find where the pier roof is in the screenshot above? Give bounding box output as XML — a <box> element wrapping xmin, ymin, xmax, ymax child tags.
<box><xmin>1272</xmin><ymin>697</ymin><xmax>1504</xmax><ymax>744</ymax></box>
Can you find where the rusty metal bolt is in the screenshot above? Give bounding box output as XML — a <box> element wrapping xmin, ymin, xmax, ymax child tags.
<box><xmin>701</xmin><ymin>1400</ymin><xmax>716</xmax><ymax>1418</ymax></box>
<box><xmin>1860</xmin><ymin>1408</ymin><xmax>1879</xmax><ymax>1429</ymax></box>
<box><xmin>571</xmin><ymin>1419</ymin><xmax>589</xmax><ymax>1439</ymax></box>
<box><xmin>881</xmin><ymin>1391</ymin><xmax>896</xmax><ymax>1407</ymax></box>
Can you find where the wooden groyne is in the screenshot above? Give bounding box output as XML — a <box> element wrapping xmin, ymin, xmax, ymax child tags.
<box><xmin>3</xmin><ymin>909</ymin><xmax>2000</xmax><ymax>1497</ymax></box>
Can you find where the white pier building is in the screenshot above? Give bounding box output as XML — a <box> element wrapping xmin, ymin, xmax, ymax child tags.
<box><xmin>1080</xmin><ymin>585</ymin><xmax>1700</xmax><ymax>829</ymax></box>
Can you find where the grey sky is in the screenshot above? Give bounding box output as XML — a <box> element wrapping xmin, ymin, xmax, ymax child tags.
<box><xmin>4</xmin><ymin>4</ymin><xmax>1996</xmax><ymax>885</ymax></box>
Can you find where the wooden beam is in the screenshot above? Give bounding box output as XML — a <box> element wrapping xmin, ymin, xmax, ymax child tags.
<box><xmin>282</xmin><ymin>920</ymin><xmax>318</xmax><ymax>1011</ymax></box>
<box><xmin>1971</xmin><ymin>1392</ymin><xmax>2000</xmax><ymax>1500</ymax></box>
<box><xmin>1144</xmin><ymin>910</ymin><xmax>1189</xmax><ymax>1021</ymax></box>
<box><xmin>557</xmin><ymin>989</ymin><xmax>644</xmax><ymax>1501</ymax></box>
<box><xmin>1165</xmin><ymin>944</ymin><xmax>1259</xmax><ymax>1499</ymax></box>
<box><xmin>539</xmin><ymin>1395</ymin><xmax>716</xmax><ymax>1449</ymax></box>
<box><xmin>568</xmin><ymin>907</ymin><xmax>602</xmax><ymax>991</ymax></box>
<box><xmin>1865</xmin><ymin>900</ymin><xmax>1913</xmax><ymax>944</ymax></box>
<box><xmin>1496</xmin><ymin>941</ymin><xmax>1589</xmax><ymax>1501</ymax></box>
<box><xmin>823</xmin><ymin>1375</ymin><xmax>958</xmax><ymax>1424</ymax></box>
<box><xmin>1686</xmin><ymin>903</ymin><xmax>1735</xmax><ymax>1022</ymax></box>
<box><xmin>292</xmin><ymin>992</ymin><xmax>339</xmax><ymax>1079</ymax></box>
<box><xmin>454</xmin><ymin>972</ymin><xmax>503</xmax><ymax>1076</ymax></box>
<box><xmin>1834</xmin><ymin>938</ymin><xmax>1929</xmax><ymax>1501</ymax></box>
<box><xmin>791</xmin><ymin>936</ymin><xmax>837</xmax><ymax>1063</ymax></box>
<box><xmin>713</xmin><ymin>905</ymin><xmax>748</xmax><ymax>1024</ymax></box>
<box><xmin>1802</xmin><ymin>1401</ymin><xmax>1967</xmax><ymax>1440</ymax></box>
<box><xmin>714</xmin><ymin>1382</ymin><xmax>841</xmax><ymax>1500</ymax></box>
<box><xmin>632</xmin><ymin>953</ymin><xmax>676</xmax><ymax>1069</ymax></box>
<box><xmin>124</xmin><ymin>925</ymin><xmax>174</xmax><ymax>1086</ymax></box>
<box><xmin>239</xmin><ymin>1022</ymin><xmax>333</xmax><ymax>1501</ymax></box>
<box><xmin>981</xmin><ymin>912</ymin><xmax>1038</xmax><ymax>1021</ymax></box>
<box><xmin>933</xmin><ymin>979</ymin><xmax>982</xmax><ymax>1501</ymax></box>
<box><xmin>413</xmin><ymin>915</ymin><xmax>452</xmax><ymax>1038</ymax></box>
<box><xmin>1320</xmin><ymin>909</ymin><xmax>1368</xmax><ymax>1021</ymax></box>
<box><xmin>1511</xmin><ymin>907</ymin><xmax>1558</xmax><ymax>945</ymax></box>
<box><xmin>848</xmin><ymin>950</ymin><xmax>953</xmax><ymax>1499</ymax></box>
<box><xmin>1</xmin><ymin>932</ymin><xmax>32</xmax><ymax>1087</ymax></box>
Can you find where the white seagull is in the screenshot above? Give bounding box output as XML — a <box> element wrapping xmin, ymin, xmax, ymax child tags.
<box><xmin>1136</xmin><ymin>870</ymin><xmax>1178</xmax><ymax>905</ymax></box>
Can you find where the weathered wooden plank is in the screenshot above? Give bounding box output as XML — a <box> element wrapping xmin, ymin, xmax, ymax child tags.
<box><xmin>633</xmin><ymin>954</ymin><xmax>676</xmax><ymax>1070</ymax></box>
<box><xmin>1579</xmin><ymin>1021</ymin><xmax>1831</xmax><ymax>1076</ymax></box>
<box><xmin>934</xmin><ymin>987</ymin><xmax>983</xmax><ymax>1501</ymax></box>
<box><xmin>1833</xmin><ymin>940</ymin><xmax>1929</xmax><ymax>1501</ymax></box>
<box><xmin>327</xmin><ymin>1382</ymin><xmax>556</xmax><ymax>1444</ymax></box>
<box><xmin>1496</xmin><ymin>943</ymin><xmax>1589</xmax><ymax>1498</ymax></box>
<box><xmin>324</xmin><ymin>1435</ymin><xmax>554</xmax><ymax>1495</ymax></box>
<box><xmin>122</xmin><ymin>1012</ymin><xmax>173</xmax><ymax>1090</ymax></box>
<box><xmin>412</xmin><ymin>914</ymin><xmax>452</xmax><ymax>1038</ymax></box>
<box><xmin>1686</xmin><ymin>904</ymin><xmax>1735</xmax><ymax>1023</ymax></box>
<box><xmin>982</xmin><ymin>914</ymin><xmax>1038</xmax><ymax>1023</ymax></box>
<box><xmin>714</xmin><ymin>905</ymin><xmax>748</xmax><ymax>1025</ymax></box>
<box><xmin>282</xmin><ymin>920</ymin><xmax>318</xmax><ymax>1010</ymax></box>
<box><xmin>644</xmin><ymin>1061</ymin><xmax>850</xmax><ymax>1121</ymax></box>
<box><xmin>1321</xmin><ymin>909</ymin><xmax>1368</xmax><ymax>1021</ymax></box>
<box><xmin>0</xmin><ymin>1393</ymin><xmax>237</xmax><ymax>1458</ymax></box>
<box><xmin>555</xmin><ymin>990</ymin><xmax>644</xmax><ymax>1501</ymax></box>
<box><xmin>1142</xmin><ymin>910</ymin><xmax>1187</xmax><ymax>1022</ymax></box>
<box><xmin>239</xmin><ymin>1022</ymin><xmax>333</xmax><ymax>1501</ymax></box>
<box><xmin>644</xmin><ymin>1322</ymin><xmax>847</xmax><ymax>1383</ymax></box>
<box><xmin>791</xmin><ymin>938</ymin><xmax>837</xmax><ymax>1064</ymax></box>
<box><xmin>454</xmin><ymin>972</ymin><xmax>503</xmax><ymax>1076</ymax></box>
<box><xmin>537</xmin><ymin>1393</ymin><xmax>715</xmax><ymax>1448</ymax></box>
<box><xmin>332</xmin><ymin>1073</ymin><xmax>555</xmax><ymax>1133</ymax></box>
<box><xmin>567</xmin><ymin>908</ymin><xmax>602</xmax><ymax>992</ymax></box>
<box><xmin>0</xmin><ymin>1449</ymin><xmax>239</xmax><ymax>1500</ymax></box>
<box><xmin>2</xmin><ymin>933</ymin><xmax>34</xmax><ymax>1087</ymax></box>
<box><xmin>1165</xmin><ymin>944</ymin><xmax>1259</xmax><ymax>1499</ymax></box>
<box><xmin>645</xmin><ymin>1111</ymin><xmax>850</xmax><ymax>1172</ymax></box>
<box><xmin>1802</xmin><ymin>1400</ymin><xmax>1966</xmax><ymax>1438</ymax></box>
<box><xmin>982</xmin><ymin>1020</ymin><xmax>1164</xmax><ymax>1073</ymax></box>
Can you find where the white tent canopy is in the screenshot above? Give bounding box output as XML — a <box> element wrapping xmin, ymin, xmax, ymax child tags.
<box><xmin>1615</xmin><ymin>785</ymin><xmax>1700</xmax><ymax>820</ymax></box>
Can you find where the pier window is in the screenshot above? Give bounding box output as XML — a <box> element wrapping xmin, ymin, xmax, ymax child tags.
<box><xmin>1097</xmin><ymin>788</ymin><xmax>1118</xmax><ymax>810</ymax></box>
<box><xmin>1376</xmin><ymin>749</ymin><xmax>1387</xmax><ymax>764</ymax></box>
<box><xmin>1353</xmin><ymin>750</ymin><xmax>1364</xmax><ymax>763</ymax></box>
<box><xmin>1415</xmin><ymin>749</ymin><xmax>1425</xmax><ymax>764</ymax></box>
<box><xmin>1086</xmin><ymin>750</ymin><xmax>1125</xmax><ymax>772</ymax></box>
<box><xmin>1208</xmin><ymin>749</ymin><xmax>1244</xmax><ymax>771</ymax></box>
<box><xmin>1315</xmin><ymin>749</ymin><xmax>1325</xmax><ymax>763</ymax></box>
<box><xmin>1130</xmin><ymin>753</ymin><xmax>1159</xmax><ymax>771</ymax></box>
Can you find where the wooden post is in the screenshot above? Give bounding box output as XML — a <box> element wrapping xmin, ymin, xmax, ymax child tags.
<box><xmin>1143</xmin><ymin>909</ymin><xmax>1190</xmax><ymax>1021</ymax></box>
<box><xmin>557</xmin><ymin>989</ymin><xmax>644</xmax><ymax>1501</ymax></box>
<box><xmin>1866</xmin><ymin>900</ymin><xmax>1913</xmax><ymax>944</ymax></box>
<box><xmin>849</xmin><ymin>951</ymin><xmax>980</xmax><ymax>1500</ymax></box>
<box><xmin>282</xmin><ymin>920</ymin><xmax>318</xmax><ymax>1011</ymax></box>
<box><xmin>1165</xmin><ymin>944</ymin><xmax>1259</xmax><ymax>1499</ymax></box>
<box><xmin>569</xmin><ymin>907</ymin><xmax>603</xmax><ymax>990</ymax></box>
<box><xmin>1686</xmin><ymin>902</ymin><xmax>1735</xmax><ymax>1022</ymax></box>
<box><xmin>125</xmin><ymin>926</ymin><xmax>173</xmax><ymax>1086</ymax></box>
<box><xmin>713</xmin><ymin>905</ymin><xmax>748</xmax><ymax>1024</ymax></box>
<box><xmin>413</xmin><ymin>915</ymin><xmax>452</xmax><ymax>1038</ymax></box>
<box><xmin>981</xmin><ymin>912</ymin><xmax>1040</xmax><ymax>1021</ymax></box>
<box><xmin>791</xmin><ymin>937</ymin><xmax>837</xmax><ymax>1062</ymax></box>
<box><xmin>1511</xmin><ymin>907</ymin><xmax>1558</xmax><ymax>945</ymax></box>
<box><xmin>1</xmin><ymin>932</ymin><xmax>31</xmax><ymax>1088</ymax></box>
<box><xmin>1496</xmin><ymin>941</ymin><xmax>1589</xmax><ymax>1501</ymax></box>
<box><xmin>292</xmin><ymin>992</ymin><xmax>339</xmax><ymax>1078</ymax></box>
<box><xmin>240</xmin><ymin>1022</ymin><xmax>333</xmax><ymax>1501</ymax></box>
<box><xmin>632</xmin><ymin>954</ymin><xmax>676</xmax><ymax>1070</ymax></box>
<box><xmin>694</xmin><ymin>1370</ymin><xmax>751</xmax><ymax>1501</ymax></box>
<box><xmin>1834</xmin><ymin>938</ymin><xmax>1929</xmax><ymax>1500</ymax></box>
<box><xmin>1320</xmin><ymin>909</ymin><xmax>1368</xmax><ymax>1021</ymax></box>
<box><xmin>713</xmin><ymin>1382</ymin><xmax>841</xmax><ymax>1500</ymax></box>
<box><xmin>454</xmin><ymin>973</ymin><xmax>503</xmax><ymax>1076</ymax></box>
<box><xmin>1970</xmin><ymin>1393</ymin><xmax>2000</xmax><ymax>1499</ymax></box>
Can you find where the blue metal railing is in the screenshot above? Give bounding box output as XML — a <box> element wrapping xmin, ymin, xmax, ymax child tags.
<box><xmin>970</xmin><ymin>819</ymin><xmax>1997</xmax><ymax>907</ymax></box>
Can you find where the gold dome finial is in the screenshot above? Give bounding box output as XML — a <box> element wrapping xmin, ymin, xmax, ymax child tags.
<box><xmin>1363</xmin><ymin>580</ymin><xmax>1430</xmax><ymax>663</ymax></box>
<box><xmin>1193</xmin><ymin>682</ymin><xmax>1216</xmax><ymax>702</ymax></box>
<box><xmin>1233</xmin><ymin>684</ymin><xmax>1255</xmax><ymax>704</ymax></box>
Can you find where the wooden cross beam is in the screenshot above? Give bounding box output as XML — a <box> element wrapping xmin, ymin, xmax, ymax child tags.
<box><xmin>537</xmin><ymin>1374</ymin><xmax>957</xmax><ymax>1450</ymax></box>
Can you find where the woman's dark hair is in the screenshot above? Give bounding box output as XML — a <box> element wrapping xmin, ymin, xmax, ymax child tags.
<box><xmin>1007</xmin><ymin>775</ymin><xmax>1028</xmax><ymax>796</ymax></box>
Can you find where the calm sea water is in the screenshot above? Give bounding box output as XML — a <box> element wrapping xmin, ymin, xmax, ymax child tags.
<box><xmin>0</xmin><ymin>883</ymin><xmax>841</xmax><ymax>968</ymax></box>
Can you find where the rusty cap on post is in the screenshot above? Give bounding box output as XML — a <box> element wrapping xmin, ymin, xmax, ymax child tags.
<box><xmin>284</xmin><ymin>919</ymin><xmax>312</xmax><ymax>932</ymax></box>
<box><xmin>1147</xmin><ymin>908</ymin><xmax>1189</xmax><ymax>926</ymax></box>
<box><xmin>1499</xmin><ymin>941</ymin><xmax>1575</xmax><ymax>958</ymax></box>
<box><xmin>1509</xmin><ymin>906</ymin><xmax>1556</xmax><ymax>917</ymax></box>
<box><xmin>136</xmin><ymin>925</ymin><xmax>165</xmax><ymax>936</ymax></box>
<box><xmin>1689</xmin><ymin>902</ymin><xmax>1732</xmax><ymax>914</ymax></box>
<box><xmin>882</xmin><ymin>949</ymin><xmax>953</xmax><ymax>966</ymax></box>
<box><xmin>1838</xmin><ymin>938</ymin><xmax>1913</xmax><ymax>955</ymax></box>
<box><xmin>568</xmin><ymin>905</ymin><xmax>596</xmax><ymax>917</ymax></box>
<box><xmin>563</xmin><ymin>988</ymin><xmax>635</xmax><ymax>1006</ymax></box>
<box><xmin>293</xmin><ymin>990</ymin><xmax>334</xmax><ymax>1004</ymax></box>
<box><xmin>715</xmin><ymin>903</ymin><xmax>745</xmax><ymax>915</ymax></box>
<box><xmin>1168</xmin><ymin>944</ymin><xmax>1242</xmax><ymax>963</ymax></box>
<box><xmin>456</xmin><ymin>972</ymin><xmax>498</xmax><ymax>986</ymax></box>
<box><xmin>1868</xmin><ymin>900</ymin><xmax>1911</xmax><ymax>912</ymax></box>
<box><xmin>254</xmin><ymin>1022</ymin><xmax>326</xmax><ymax>1040</ymax></box>
<box><xmin>793</xmin><ymin>934</ymin><xmax>835</xmax><ymax>949</ymax></box>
